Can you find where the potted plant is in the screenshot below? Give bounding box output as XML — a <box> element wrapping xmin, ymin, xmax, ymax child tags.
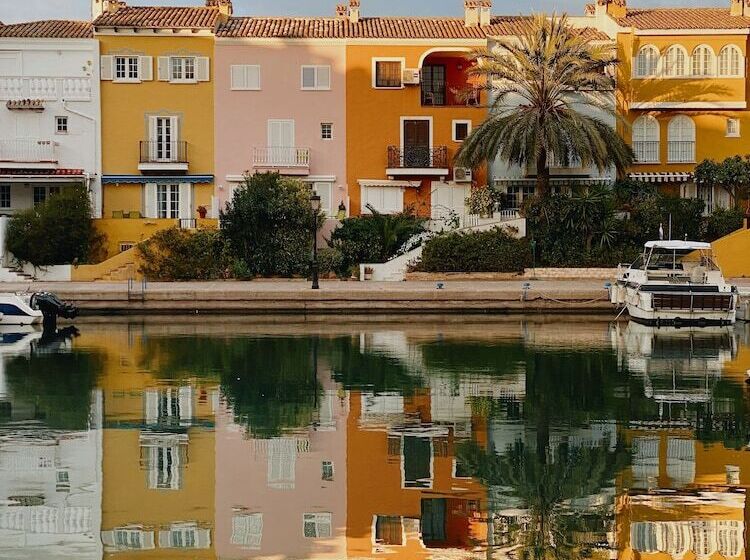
<box><xmin>197</xmin><ymin>205</ymin><xmax>208</xmax><ymax>219</ymax></box>
<box><xmin>363</xmin><ymin>266</ymin><xmax>374</xmax><ymax>281</ymax></box>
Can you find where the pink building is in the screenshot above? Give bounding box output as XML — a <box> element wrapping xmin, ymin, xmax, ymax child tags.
<box><xmin>214</xmin><ymin>23</ymin><xmax>348</xmax><ymax>228</ymax></box>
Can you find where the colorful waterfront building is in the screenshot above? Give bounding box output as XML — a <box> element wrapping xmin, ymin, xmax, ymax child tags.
<box><xmin>93</xmin><ymin>0</ymin><xmax>227</xmax><ymax>258</ymax></box>
<box><xmin>585</xmin><ymin>0</ymin><xmax>750</xmax><ymax>212</ymax></box>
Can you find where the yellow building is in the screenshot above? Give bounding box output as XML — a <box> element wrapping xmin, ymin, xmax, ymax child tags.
<box><xmin>585</xmin><ymin>0</ymin><xmax>750</xmax><ymax>212</ymax></box>
<box><xmin>93</xmin><ymin>0</ymin><xmax>227</xmax><ymax>258</ymax></box>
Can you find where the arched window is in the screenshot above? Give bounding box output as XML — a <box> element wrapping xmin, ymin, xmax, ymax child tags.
<box><xmin>667</xmin><ymin>115</ymin><xmax>695</xmax><ymax>163</ymax></box>
<box><xmin>691</xmin><ymin>45</ymin><xmax>715</xmax><ymax>76</ymax></box>
<box><xmin>635</xmin><ymin>45</ymin><xmax>659</xmax><ymax>77</ymax></box>
<box><xmin>632</xmin><ymin>115</ymin><xmax>660</xmax><ymax>163</ymax></box>
<box><xmin>718</xmin><ymin>45</ymin><xmax>743</xmax><ymax>77</ymax></box>
<box><xmin>663</xmin><ymin>45</ymin><xmax>687</xmax><ymax>77</ymax></box>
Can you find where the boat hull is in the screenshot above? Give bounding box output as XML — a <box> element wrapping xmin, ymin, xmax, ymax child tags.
<box><xmin>621</xmin><ymin>284</ymin><xmax>736</xmax><ymax>326</ymax></box>
<box><xmin>0</xmin><ymin>294</ymin><xmax>43</xmax><ymax>326</ymax></box>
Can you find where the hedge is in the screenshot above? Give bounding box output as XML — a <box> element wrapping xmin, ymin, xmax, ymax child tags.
<box><xmin>418</xmin><ymin>228</ymin><xmax>532</xmax><ymax>273</ymax></box>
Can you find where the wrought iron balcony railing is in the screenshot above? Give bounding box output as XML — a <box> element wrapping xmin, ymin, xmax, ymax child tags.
<box><xmin>139</xmin><ymin>141</ymin><xmax>188</xmax><ymax>164</ymax></box>
<box><xmin>387</xmin><ymin>145</ymin><xmax>448</xmax><ymax>169</ymax></box>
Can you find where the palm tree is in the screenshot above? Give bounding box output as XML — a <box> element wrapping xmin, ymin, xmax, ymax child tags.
<box><xmin>455</xmin><ymin>14</ymin><xmax>633</xmax><ymax>197</ymax></box>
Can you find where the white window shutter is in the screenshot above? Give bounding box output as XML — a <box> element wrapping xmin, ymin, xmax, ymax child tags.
<box><xmin>100</xmin><ymin>56</ymin><xmax>113</xmax><ymax>81</ymax></box>
<box><xmin>157</xmin><ymin>57</ymin><xmax>170</xmax><ymax>81</ymax></box>
<box><xmin>248</xmin><ymin>65</ymin><xmax>260</xmax><ymax>89</ymax></box>
<box><xmin>144</xmin><ymin>182</ymin><xmax>158</xmax><ymax>218</ymax></box>
<box><xmin>158</xmin><ymin>531</ymin><xmax>170</xmax><ymax>549</ymax></box>
<box><xmin>383</xmin><ymin>188</ymin><xmax>402</xmax><ymax>214</ymax></box>
<box><xmin>101</xmin><ymin>531</ymin><xmax>115</xmax><ymax>547</ymax></box>
<box><xmin>318</xmin><ymin>66</ymin><xmax>331</xmax><ymax>89</ymax></box>
<box><xmin>196</xmin><ymin>528</ymin><xmax>211</xmax><ymax>549</ymax></box>
<box><xmin>268</xmin><ymin>120</ymin><xmax>280</xmax><ymax>147</ymax></box>
<box><xmin>178</xmin><ymin>385</ymin><xmax>193</xmax><ymax>425</ymax></box>
<box><xmin>178</xmin><ymin>183</ymin><xmax>192</xmax><ymax>219</ymax></box>
<box><xmin>230</xmin><ymin>65</ymin><xmax>245</xmax><ymax>89</ymax></box>
<box><xmin>144</xmin><ymin>388</ymin><xmax>158</xmax><ymax>424</ymax></box>
<box><xmin>139</xmin><ymin>56</ymin><xmax>153</xmax><ymax>81</ymax></box>
<box><xmin>302</xmin><ymin>66</ymin><xmax>316</xmax><ymax>89</ymax></box>
<box><xmin>281</xmin><ymin>120</ymin><xmax>294</xmax><ymax>147</ymax></box>
<box><xmin>196</xmin><ymin>57</ymin><xmax>210</xmax><ymax>82</ymax></box>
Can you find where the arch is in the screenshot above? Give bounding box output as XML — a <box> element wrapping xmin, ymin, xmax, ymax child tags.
<box><xmin>718</xmin><ymin>44</ymin><xmax>743</xmax><ymax>77</ymax></box>
<box><xmin>418</xmin><ymin>47</ymin><xmax>472</xmax><ymax>69</ymax></box>
<box><xmin>635</xmin><ymin>45</ymin><xmax>659</xmax><ymax>77</ymax></box>
<box><xmin>667</xmin><ymin>115</ymin><xmax>696</xmax><ymax>163</ymax></box>
<box><xmin>691</xmin><ymin>44</ymin><xmax>715</xmax><ymax>76</ymax></box>
<box><xmin>663</xmin><ymin>45</ymin><xmax>688</xmax><ymax>77</ymax></box>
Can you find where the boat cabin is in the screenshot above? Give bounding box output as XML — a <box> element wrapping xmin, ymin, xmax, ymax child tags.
<box><xmin>629</xmin><ymin>241</ymin><xmax>718</xmax><ymax>284</ymax></box>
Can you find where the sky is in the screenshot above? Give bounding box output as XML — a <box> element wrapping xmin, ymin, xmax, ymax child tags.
<box><xmin>0</xmin><ymin>0</ymin><xmax>727</xmax><ymax>24</ymax></box>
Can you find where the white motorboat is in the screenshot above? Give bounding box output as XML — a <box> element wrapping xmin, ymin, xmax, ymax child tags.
<box><xmin>610</xmin><ymin>240</ymin><xmax>737</xmax><ymax>326</ymax></box>
<box><xmin>0</xmin><ymin>294</ymin><xmax>43</xmax><ymax>325</ymax></box>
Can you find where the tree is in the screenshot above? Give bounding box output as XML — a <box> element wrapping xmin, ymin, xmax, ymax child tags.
<box><xmin>455</xmin><ymin>14</ymin><xmax>634</xmax><ymax>196</ymax></box>
<box><xmin>695</xmin><ymin>155</ymin><xmax>750</xmax><ymax>210</ymax></box>
<box><xmin>6</xmin><ymin>184</ymin><xmax>104</xmax><ymax>267</ymax></box>
<box><xmin>220</xmin><ymin>172</ymin><xmax>319</xmax><ymax>277</ymax></box>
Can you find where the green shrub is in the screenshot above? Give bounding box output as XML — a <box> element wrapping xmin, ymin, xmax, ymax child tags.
<box><xmin>317</xmin><ymin>247</ymin><xmax>347</xmax><ymax>278</ymax></box>
<box><xmin>704</xmin><ymin>207</ymin><xmax>744</xmax><ymax>241</ymax></box>
<box><xmin>138</xmin><ymin>227</ymin><xmax>231</xmax><ymax>281</ymax></box>
<box><xmin>419</xmin><ymin>228</ymin><xmax>531</xmax><ymax>273</ymax></box>
<box><xmin>6</xmin><ymin>184</ymin><xmax>105</xmax><ymax>266</ymax></box>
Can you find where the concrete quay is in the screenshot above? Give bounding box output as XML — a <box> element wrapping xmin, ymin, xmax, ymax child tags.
<box><xmin>0</xmin><ymin>279</ymin><xmax>616</xmax><ymax>315</ymax></box>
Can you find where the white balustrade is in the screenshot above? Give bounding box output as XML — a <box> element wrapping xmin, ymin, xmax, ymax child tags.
<box><xmin>253</xmin><ymin>147</ymin><xmax>310</xmax><ymax>168</ymax></box>
<box><xmin>0</xmin><ymin>139</ymin><xmax>57</xmax><ymax>163</ymax></box>
<box><xmin>0</xmin><ymin>77</ymin><xmax>92</xmax><ymax>101</ymax></box>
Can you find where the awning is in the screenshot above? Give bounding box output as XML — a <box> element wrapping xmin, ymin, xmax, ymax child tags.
<box><xmin>103</xmin><ymin>175</ymin><xmax>214</xmax><ymax>184</ymax></box>
<box><xmin>357</xmin><ymin>179</ymin><xmax>421</xmax><ymax>188</ymax></box>
<box><xmin>493</xmin><ymin>177</ymin><xmax>613</xmax><ymax>186</ymax></box>
<box><xmin>628</xmin><ymin>172</ymin><xmax>692</xmax><ymax>183</ymax></box>
<box><xmin>0</xmin><ymin>168</ymin><xmax>86</xmax><ymax>182</ymax></box>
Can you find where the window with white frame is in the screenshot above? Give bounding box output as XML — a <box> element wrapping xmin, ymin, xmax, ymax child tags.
<box><xmin>303</xmin><ymin>513</ymin><xmax>332</xmax><ymax>538</ymax></box>
<box><xmin>691</xmin><ymin>45</ymin><xmax>714</xmax><ymax>76</ymax></box>
<box><xmin>361</xmin><ymin>185</ymin><xmax>403</xmax><ymax>214</ymax></box>
<box><xmin>311</xmin><ymin>182</ymin><xmax>333</xmax><ymax>215</ymax></box>
<box><xmin>374</xmin><ymin>59</ymin><xmax>403</xmax><ymax>88</ymax></box>
<box><xmin>321</xmin><ymin>122</ymin><xmax>333</xmax><ymax>140</ymax></box>
<box><xmin>231</xmin><ymin>513</ymin><xmax>263</xmax><ymax>548</ymax></box>
<box><xmin>726</xmin><ymin>118</ymin><xmax>740</xmax><ymax>137</ymax></box>
<box><xmin>718</xmin><ymin>45</ymin><xmax>743</xmax><ymax>77</ymax></box>
<box><xmin>635</xmin><ymin>45</ymin><xmax>659</xmax><ymax>77</ymax></box>
<box><xmin>663</xmin><ymin>45</ymin><xmax>687</xmax><ymax>77</ymax></box>
<box><xmin>115</xmin><ymin>56</ymin><xmax>139</xmax><ymax>81</ymax></box>
<box><xmin>231</xmin><ymin>64</ymin><xmax>261</xmax><ymax>90</ymax></box>
<box><xmin>0</xmin><ymin>184</ymin><xmax>10</xmax><ymax>209</ymax></box>
<box><xmin>55</xmin><ymin>116</ymin><xmax>68</xmax><ymax>134</ymax></box>
<box><xmin>111</xmin><ymin>528</ymin><xmax>154</xmax><ymax>550</ymax></box>
<box><xmin>144</xmin><ymin>445</ymin><xmax>183</xmax><ymax>490</ymax></box>
<box><xmin>667</xmin><ymin>115</ymin><xmax>696</xmax><ymax>163</ymax></box>
<box><xmin>170</xmin><ymin>56</ymin><xmax>196</xmax><ymax>82</ymax></box>
<box><xmin>452</xmin><ymin>120</ymin><xmax>471</xmax><ymax>142</ymax></box>
<box><xmin>158</xmin><ymin>523</ymin><xmax>210</xmax><ymax>549</ymax></box>
<box><xmin>301</xmin><ymin>65</ymin><xmax>331</xmax><ymax>90</ymax></box>
<box><xmin>157</xmin><ymin>184</ymin><xmax>180</xmax><ymax>219</ymax></box>
<box><xmin>33</xmin><ymin>186</ymin><xmax>58</xmax><ymax>206</ymax></box>
<box><xmin>321</xmin><ymin>461</ymin><xmax>334</xmax><ymax>482</ymax></box>
<box><xmin>632</xmin><ymin>115</ymin><xmax>660</xmax><ymax>163</ymax></box>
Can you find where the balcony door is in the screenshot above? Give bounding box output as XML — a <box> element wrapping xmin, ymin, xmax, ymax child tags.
<box><xmin>421</xmin><ymin>65</ymin><xmax>446</xmax><ymax>106</ymax></box>
<box><xmin>149</xmin><ymin>116</ymin><xmax>178</xmax><ymax>162</ymax></box>
<box><xmin>267</xmin><ymin>119</ymin><xmax>295</xmax><ymax>166</ymax></box>
<box><xmin>402</xmin><ymin>119</ymin><xmax>430</xmax><ymax>168</ymax></box>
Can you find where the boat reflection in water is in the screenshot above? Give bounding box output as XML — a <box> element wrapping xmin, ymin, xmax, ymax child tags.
<box><xmin>0</xmin><ymin>319</ymin><xmax>747</xmax><ymax>559</ymax></box>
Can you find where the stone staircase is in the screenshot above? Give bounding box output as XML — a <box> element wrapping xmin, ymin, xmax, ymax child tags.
<box><xmin>0</xmin><ymin>265</ymin><xmax>33</xmax><ymax>282</ymax></box>
<box><xmin>97</xmin><ymin>262</ymin><xmax>136</xmax><ymax>282</ymax></box>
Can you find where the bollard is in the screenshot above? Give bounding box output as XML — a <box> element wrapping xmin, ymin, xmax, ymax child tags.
<box><xmin>436</xmin><ymin>282</ymin><xmax>444</xmax><ymax>290</ymax></box>
<box><xmin>521</xmin><ymin>282</ymin><xmax>531</xmax><ymax>301</ymax></box>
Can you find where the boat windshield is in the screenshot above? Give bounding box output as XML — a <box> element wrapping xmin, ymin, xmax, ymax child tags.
<box><xmin>645</xmin><ymin>248</ymin><xmax>718</xmax><ymax>272</ymax></box>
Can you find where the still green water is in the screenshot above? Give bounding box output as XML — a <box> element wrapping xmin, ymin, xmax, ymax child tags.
<box><xmin>0</xmin><ymin>317</ymin><xmax>748</xmax><ymax>559</ymax></box>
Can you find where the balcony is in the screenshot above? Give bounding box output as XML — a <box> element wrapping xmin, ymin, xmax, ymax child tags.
<box><xmin>0</xmin><ymin>77</ymin><xmax>92</xmax><ymax>101</ymax></box>
<box><xmin>0</xmin><ymin>139</ymin><xmax>57</xmax><ymax>168</ymax></box>
<box><xmin>667</xmin><ymin>141</ymin><xmax>695</xmax><ymax>164</ymax></box>
<box><xmin>386</xmin><ymin>146</ymin><xmax>449</xmax><ymax>176</ymax></box>
<box><xmin>633</xmin><ymin>141</ymin><xmax>660</xmax><ymax>164</ymax></box>
<box><xmin>420</xmin><ymin>53</ymin><xmax>482</xmax><ymax>107</ymax></box>
<box><xmin>138</xmin><ymin>141</ymin><xmax>189</xmax><ymax>172</ymax></box>
<box><xmin>252</xmin><ymin>147</ymin><xmax>310</xmax><ymax>174</ymax></box>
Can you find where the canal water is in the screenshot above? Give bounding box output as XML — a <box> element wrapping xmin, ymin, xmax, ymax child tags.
<box><xmin>0</xmin><ymin>316</ymin><xmax>748</xmax><ymax>559</ymax></box>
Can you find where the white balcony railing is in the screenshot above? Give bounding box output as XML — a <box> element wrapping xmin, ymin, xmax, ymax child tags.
<box><xmin>667</xmin><ymin>141</ymin><xmax>695</xmax><ymax>163</ymax></box>
<box><xmin>633</xmin><ymin>141</ymin><xmax>660</xmax><ymax>163</ymax></box>
<box><xmin>252</xmin><ymin>147</ymin><xmax>310</xmax><ymax>168</ymax></box>
<box><xmin>0</xmin><ymin>139</ymin><xmax>57</xmax><ymax>163</ymax></box>
<box><xmin>0</xmin><ymin>77</ymin><xmax>92</xmax><ymax>101</ymax></box>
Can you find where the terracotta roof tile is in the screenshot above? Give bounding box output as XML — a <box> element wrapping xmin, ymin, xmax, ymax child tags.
<box><xmin>216</xmin><ymin>16</ymin><xmax>608</xmax><ymax>40</ymax></box>
<box><xmin>0</xmin><ymin>20</ymin><xmax>93</xmax><ymax>38</ymax></box>
<box><xmin>94</xmin><ymin>6</ymin><xmax>220</xmax><ymax>29</ymax></box>
<box><xmin>617</xmin><ymin>7</ymin><xmax>750</xmax><ymax>30</ymax></box>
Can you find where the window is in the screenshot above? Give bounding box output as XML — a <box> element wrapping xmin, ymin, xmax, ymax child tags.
<box><xmin>452</xmin><ymin>120</ymin><xmax>471</xmax><ymax>142</ymax></box>
<box><xmin>375</xmin><ymin>516</ymin><xmax>403</xmax><ymax>546</ymax></box>
<box><xmin>321</xmin><ymin>122</ymin><xmax>333</xmax><ymax>140</ymax></box>
<box><xmin>667</xmin><ymin>115</ymin><xmax>696</xmax><ymax>163</ymax></box>
<box><xmin>311</xmin><ymin>182</ymin><xmax>333</xmax><ymax>215</ymax></box>
<box><xmin>402</xmin><ymin>435</ymin><xmax>432</xmax><ymax>489</ymax></box>
<box><xmin>301</xmin><ymin>65</ymin><xmax>331</xmax><ymax>90</ymax></box>
<box><xmin>727</xmin><ymin>118</ymin><xmax>740</xmax><ymax>137</ymax></box>
<box><xmin>115</xmin><ymin>56</ymin><xmax>139</xmax><ymax>81</ymax></box>
<box><xmin>718</xmin><ymin>45</ymin><xmax>743</xmax><ymax>77</ymax></box>
<box><xmin>144</xmin><ymin>445</ymin><xmax>183</xmax><ymax>490</ymax></box>
<box><xmin>33</xmin><ymin>186</ymin><xmax>46</xmax><ymax>206</ymax></box>
<box><xmin>0</xmin><ymin>185</ymin><xmax>10</xmax><ymax>209</ymax></box>
<box><xmin>632</xmin><ymin>115</ymin><xmax>660</xmax><ymax>163</ymax></box>
<box><xmin>170</xmin><ymin>56</ymin><xmax>196</xmax><ymax>82</ymax></box>
<box><xmin>321</xmin><ymin>461</ymin><xmax>334</xmax><ymax>481</ymax></box>
<box><xmin>157</xmin><ymin>184</ymin><xmax>180</xmax><ymax>219</ymax></box>
<box><xmin>231</xmin><ymin>64</ymin><xmax>260</xmax><ymax>90</ymax></box>
<box><xmin>231</xmin><ymin>513</ymin><xmax>263</xmax><ymax>548</ymax></box>
<box><xmin>119</xmin><ymin>242</ymin><xmax>135</xmax><ymax>253</ymax></box>
<box><xmin>361</xmin><ymin>185</ymin><xmax>403</xmax><ymax>214</ymax></box>
<box><xmin>158</xmin><ymin>523</ymin><xmax>210</xmax><ymax>549</ymax></box>
<box><xmin>55</xmin><ymin>116</ymin><xmax>68</xmax><ymax>134</ymax></box>
<box><xmin>374</xmin><ymin>59</ymin><xmax>403</xmax><ymax>88</ymax></box>
<box><xmin>148</xmin><ymin>116</ymin><xmax>180</xmax><ymax>162</ymax></box>
<box><xmin>691</xmin><ymin>45</ymin><xmax>714</xmax><ymax>76</ymax></box>
<box><xmin>635</xmin><ymin>46</ymin><xmax>659</xmax><ymax>77</ymax></box>
<box><xmin>421</xmin><ymin>65</ymin><xmax>446</xmax><ymax>105</ymax></box>
<box><xmin>663</xmin><ymin>45</ymin><xmax>687</xmax><ymax>77</ymax></box>
<box><xmin>110</xmin><ymin>528</ymin><xmax>155</xmax><ymax>550</ymax></box>
<box><xmin>303</xmin><ymin>513</ymin><xmax>332</xmax><ymax>538</ymax></box>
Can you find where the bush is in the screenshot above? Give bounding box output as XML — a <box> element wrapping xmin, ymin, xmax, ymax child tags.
<box><xmin>419</xmin><ymin>228</ymin><xmax>532</xmax><ymax>273</ymax></box>
<box><xmin>6</xmin><ymin>184</ymin><xmax>105</xmax><ymax>266</ymax></box>
<box><xmin>138</xmin><ymin>227</ymin><xmax>231</xmax><ymax>281</ymax></box>
<box><xmin>317</xmin><ymin>247</ymin><xmax>347</xmax><ymax>278</ymax></box>
<box><xmin>221</xmin><ymin>173</ymin><xmax>317</xmax><ymax>277</ymax></box>
<box><xmin>704</xmin><ymin>207</ymin><xmax>744</xmax><ymax>241</ymax></box>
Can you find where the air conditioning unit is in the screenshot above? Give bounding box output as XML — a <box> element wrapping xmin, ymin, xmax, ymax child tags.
<box><xmin>454</xmin><ymin>167</ymin><xmax>473</xmax><ymax>183</ymax></box>
<box><xmin>402</xmin><ymin>68</ymin><xmax>420</xmax><ymax>85</ymax></box>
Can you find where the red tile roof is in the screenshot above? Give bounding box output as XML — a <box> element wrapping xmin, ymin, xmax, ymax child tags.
<box><xmin>617</xmin><ymin>7</ymin><xmax>750</xmax><ymax>30</ymax></box>
<box><xmin>0</xmin><ymin>168</ymin><xmax>85</xmax><ymax>176</ymax></box>
<box><xmin>0</xmin><ymin>20</ymin><xmax>93</xmax><ymax>38</ymax></box>
<box><xmin>94</xmin><ymin>6</ymin><xmax>221</xmax><ymax>29</ymax></box>
<box><xmin>217</xmin><ymin>16</ymin><xmax>608</xmax><ymax>40</ymax></box>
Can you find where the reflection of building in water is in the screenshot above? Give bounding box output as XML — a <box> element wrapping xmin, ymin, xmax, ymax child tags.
<box><xmin>215</xmin><ymin>371</ymin><xmax>348</xmax><ymax>559</ymax></box>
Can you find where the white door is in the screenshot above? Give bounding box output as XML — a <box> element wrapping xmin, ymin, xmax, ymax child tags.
<box><xmin>267</xmin><ymin>119</ymin><xmax>294</xmax><ymax>165</ymax></box>
<box><xmin>431</xmin><ymin>182</ymin><xmax>469</xmax><ymax>223</ymax></box>
<box><xmin>150</xmin><ymin>116</ymin><xmax>178</xmax><ymax>162</ymax></box>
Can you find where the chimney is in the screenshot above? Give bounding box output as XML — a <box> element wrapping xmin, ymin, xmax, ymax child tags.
<box><xmin>93</xmin><ymin>0</ymin><xmax>125</xmax><ymax>18</ymax></box>
<box><xmin>335</xmin><ymin>4</ymin><xmax>347</xmax><ymax>17</ymax></box>
<box><xmin>206</xmin><ymin>0</ymin><xmax>233</xmax><ymax>16</ymax></box>
<box><xmin>730</xmin><ymin>0</ymin><xmax>750</xmax><ymax>17</ymax></box>
<box><xmin>464</xmin><ymin>0</ymin><xmax>491</xmax><ymax>27</ymax></box>
<box><xmin>595</xmin><ymin>0</ymin><xmax>627</xmax><ymax>19</ymax></box>
<box><xmin>349</xmin><ymin>0</ymin><xmax>361</xmax><ymax>24</ymax></box>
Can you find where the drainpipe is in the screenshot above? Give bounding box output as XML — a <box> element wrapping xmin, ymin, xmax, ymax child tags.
<box><xmin>63</xmin><ymin>100</ymin><xmax>102</xmax><ymax>218</ymax></box>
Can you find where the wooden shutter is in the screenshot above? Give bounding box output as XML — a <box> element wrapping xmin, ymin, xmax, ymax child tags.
<box><xmin>144</xmin><ymin>182</ymin><xmax>157</xmax><ymax>218</ymax></box>
<box><xmin>178</xmin><ymin>183</ymin><xmax>192</xmax><ymax>219</ymax></box>
<box><xmin>100</xmin><ymin>56</ymin><xmax>113</xmax><ymax>81</ymax></box>
<box><xmin>157</xmin><ymin>57</ymin><xmax>170</xmax><ymax>81</ymax></box>
<box><xmin>196</xmin><ymin>57</ymin><xmax>210</xmax><ymax>82</ymax></box>
<box><xmin>139</xmin><ymin>56</ymin><xmax>153</xmax><ymax>81</ymax></box>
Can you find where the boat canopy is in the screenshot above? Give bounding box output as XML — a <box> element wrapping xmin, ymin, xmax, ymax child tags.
<box><xmin>644</xmin><ymin>240</ymin><xmax>712</xmax><ymax>251</ymax></box>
